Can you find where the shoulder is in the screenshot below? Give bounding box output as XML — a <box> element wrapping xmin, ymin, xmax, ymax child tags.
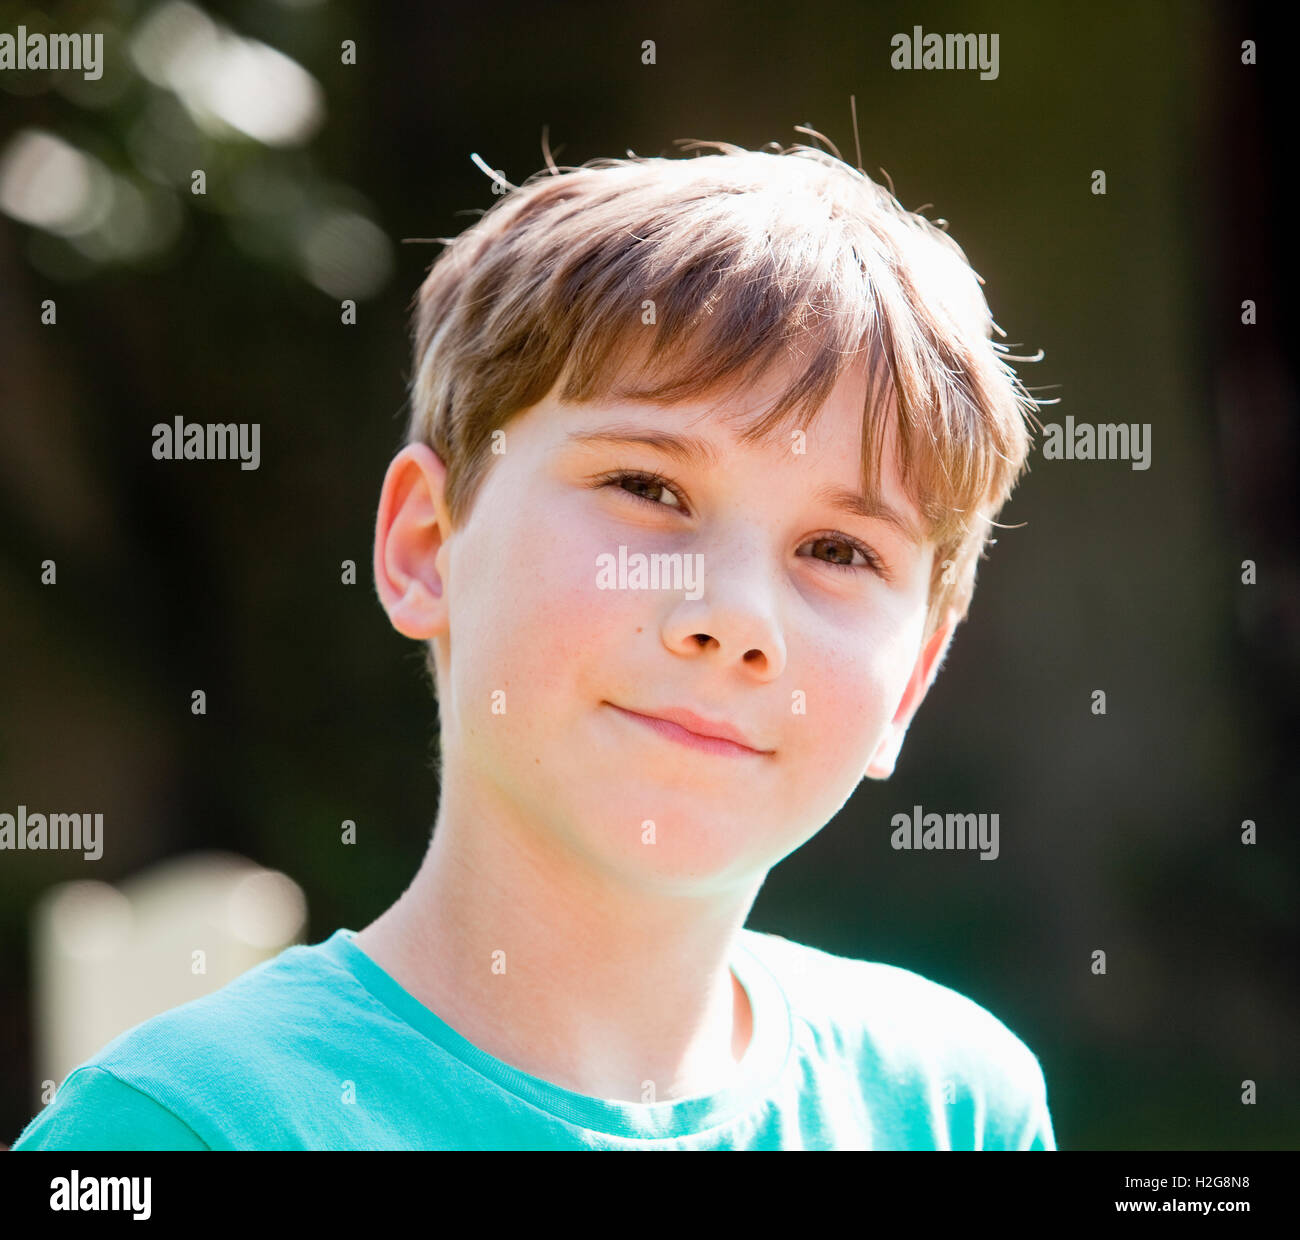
<box><xmin>14</xmin><ymin>934</ymin><xmax>368</xmax><ymax>1150</ymax></box>
<box><xmin>91</xmin><ymin>937</ymin><xmax>357</xmax><ymax>1074</ymax></box>
<box><xmin>12</xmin><ymin>1065</ymin><xmax>209</xmax><ymax>1150</ymax></box>
<box><xmin>740</xmin><ymin>928</ymin><xmax>1041</xmax><ymax>1061</ymax></box>
<box><xmin>738</xmin><ymin>929</ymin><xmax>1054</xmax><ymax>1148</ymax></box>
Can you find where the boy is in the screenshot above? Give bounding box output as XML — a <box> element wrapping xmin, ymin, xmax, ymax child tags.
<box><xmin>13</xmin><ymin>136</ymin><xmax>1054</xmax><ymax>1150</ymax></box>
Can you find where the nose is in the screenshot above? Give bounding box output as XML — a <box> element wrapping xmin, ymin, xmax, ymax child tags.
<box><xmin>660</xmin><ymin>538</ymin><xmax>787</xmax><ymax>680</ymax></box>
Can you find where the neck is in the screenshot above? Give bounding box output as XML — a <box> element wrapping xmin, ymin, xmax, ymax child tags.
<box><xmin>353</xmin><ymin>776</ymin><xmax>761</xmax><ymax>1102</ymax></box>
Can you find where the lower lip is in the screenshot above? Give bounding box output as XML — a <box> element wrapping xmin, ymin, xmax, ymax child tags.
<box><xmin>606</xmin><ymin>704</ymin><xmax>768</xmax><ymax>758</ymax></box>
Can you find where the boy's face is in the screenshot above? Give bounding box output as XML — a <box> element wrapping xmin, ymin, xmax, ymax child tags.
<box><xmin>377</xmin><ymin>358</ymin><xmax>956</xmax><ymax>894</ymax></box>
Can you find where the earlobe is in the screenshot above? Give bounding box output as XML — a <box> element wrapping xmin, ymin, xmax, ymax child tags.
<box><xmin>373</xmin><ymin>444</ymin><xmax>451</xmax><ymax>640</ymax></box>
<box><xmin>386</xmin><ymin>579</ymin><xmax>443</xmax><ymax>639</ymax></box>
<box><xmin>864</xmin><ymin>725</ymin><xmax>906</xmax><ymax>780</ymax></box>
<box><xmin>863</xmin><ymin>609</ymin><xmax>959</xmax><ymax>781</ymax></box>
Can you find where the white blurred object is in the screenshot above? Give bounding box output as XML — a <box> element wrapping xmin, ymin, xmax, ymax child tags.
<box><xmin>31</xmin><ymin>852</ymin><xmax>308</xmax><ymax>1099</ymax></box>
<box><xmin>128</xmin><ymin>1</ymin><xmax>324</xmax><ymax>147</ymax></box>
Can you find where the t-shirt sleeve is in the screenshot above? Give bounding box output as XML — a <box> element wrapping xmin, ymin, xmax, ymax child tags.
<box><xmin>10</xmin><ymin>1065</ymin><xmax>210</xmax><ymax>1151</ymax></box>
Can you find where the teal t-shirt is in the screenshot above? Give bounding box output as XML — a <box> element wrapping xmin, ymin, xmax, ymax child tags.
<box><xmin>11</xmin><ymin>927</ymin><xmax>1055</xmax><ymax>1151</ymax></box>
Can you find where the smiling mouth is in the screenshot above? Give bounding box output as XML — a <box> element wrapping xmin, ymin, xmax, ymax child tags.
<box><xmin>604</xmin><ymin>703</ymin><xmax>773</xmax><ymax>758</ymax></box>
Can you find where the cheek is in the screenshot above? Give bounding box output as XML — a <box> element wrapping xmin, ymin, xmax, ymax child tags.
<box><xmin>447</xmin><ymin>500</ymin><xmax>624</xmax><ymax>713</ymax></box>
<box><xmin>794</xmin><ymin>620</ymin><xmax>914</xmax><ymax>768</ymax></box>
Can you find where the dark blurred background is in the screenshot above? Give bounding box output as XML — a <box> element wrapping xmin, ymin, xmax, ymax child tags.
<box><xmin>1</xmin><ymin>0</ymin><xmax>1295</xmax><ymax>1150</ymax></box>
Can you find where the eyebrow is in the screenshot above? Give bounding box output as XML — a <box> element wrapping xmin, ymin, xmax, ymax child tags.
<box><xmin>813</xmin><ymin>484</ymin><xmax>925</xmax><ymax>548</ymax></box>
<box><xmin>566</xmin><ymin>427</ymin><xmax>720</xmax><ymax>469</ymax></box>
<box><xmin>566</xmin><ymin>425</ymin><xmax>926</xmax><ymax>548</ymax></box>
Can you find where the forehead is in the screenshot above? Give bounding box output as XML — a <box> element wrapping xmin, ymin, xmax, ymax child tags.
<box><xmin>554</xmin><ymin>336</ymin><xmax>878</xmax><ymax>444</ymax></box>
<box><xmin>558</xmin><ymin>364</ymin><xmax>885</xmax><ymax>469</ymax></box>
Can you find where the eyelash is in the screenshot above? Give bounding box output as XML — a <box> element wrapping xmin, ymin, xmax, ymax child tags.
<box><xmin>592</xmin><ymin>468</ymin><xmax>888</xmax><ymax>577</ymax></box>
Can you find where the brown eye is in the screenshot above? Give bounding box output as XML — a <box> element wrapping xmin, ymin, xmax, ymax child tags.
<box><xmin>601</xmin><ymin>470</ymin><xmax>687</xmax><ymax>511</ymax></box>
<box><xmin>812</xmin><ymin>538</ymin><xmax>856</xmax><ymax>565</ymax></box>
<box><xmin>797</xmin><ymin>534</ymin><xmax>882</xmax><ymax>575</ymax></box>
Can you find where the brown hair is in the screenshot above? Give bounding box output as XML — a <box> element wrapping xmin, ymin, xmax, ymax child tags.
<box><xmin>404</xmin><ymin>136</ymin><xmax>1043</xmax><ymax>690</ymax></box>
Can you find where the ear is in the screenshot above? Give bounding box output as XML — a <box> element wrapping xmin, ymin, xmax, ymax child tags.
<box><xmin>373</xmin><ymin>443</ymin><xmax>452</xmax><ymax>640</ymax></box>
<box><xmin>863</xmin><ymin>609</ymin><xmax>959</xmax><ymax>780</ymax></box>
